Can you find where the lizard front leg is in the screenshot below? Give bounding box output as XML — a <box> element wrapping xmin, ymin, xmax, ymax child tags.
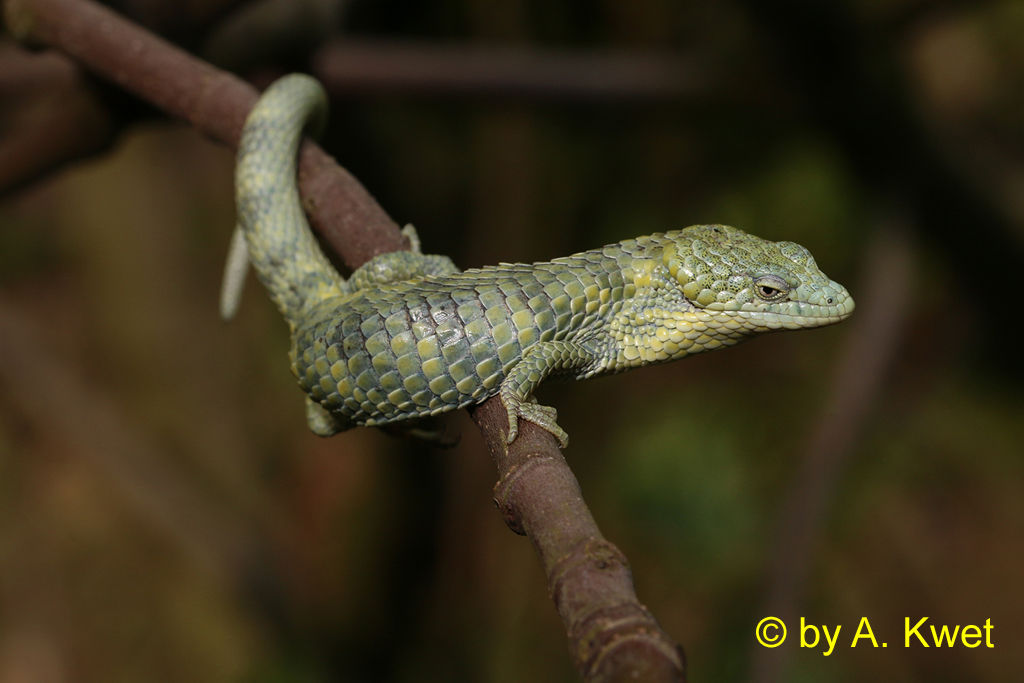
<box><xmin>499</xmin><ymin>340</ymin><xmax>595</xmax><ymax>448</ymax></box>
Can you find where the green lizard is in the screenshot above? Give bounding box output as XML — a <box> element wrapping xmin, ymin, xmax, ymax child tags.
<box><xmin>226</xmin><ymin>74</ymin><xmax>854</xmax><ymax>447</ymax></box>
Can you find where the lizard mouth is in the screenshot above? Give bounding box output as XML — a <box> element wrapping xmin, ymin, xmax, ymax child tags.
<box><xmin>732</xmin><ymin>294</ymin><xmax>855</xmax><ymax>330</ymax></box>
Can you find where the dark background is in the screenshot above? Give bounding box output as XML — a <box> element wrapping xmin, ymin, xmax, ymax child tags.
<box><xmin>1</xmin><ymin>0</ymin><xmax>1022</xmax><ymax>681</ymax></box>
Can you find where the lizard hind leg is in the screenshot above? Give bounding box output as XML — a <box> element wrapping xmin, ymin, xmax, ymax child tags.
<box><xmin>305</xmin><ymin>397</ymin><xmax>347</xmax><ymax>437</ymax></box>
<box><xmin>347</xmin><ymin>224</ymin><xmax>460</xmax><ymax>292</ymax></box>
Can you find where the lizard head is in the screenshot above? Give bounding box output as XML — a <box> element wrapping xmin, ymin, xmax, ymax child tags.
<box><xmin>657</xmin><ymin>224</ymin><xmax>854</xmax><ymax>332</ymax></box>
<box><xmin>606</xmin><ymin>225</ymin><xmax>854</xmax><ymax>370</ymax></box>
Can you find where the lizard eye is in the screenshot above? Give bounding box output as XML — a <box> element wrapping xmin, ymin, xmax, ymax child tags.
<box><xmin>754</xmin><ymin>275</ymin><xmax>789</xmax><ymax>301</ymax></box>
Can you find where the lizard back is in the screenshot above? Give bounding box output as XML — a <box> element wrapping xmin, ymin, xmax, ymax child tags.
<box><xmin>292</xmin><ymin>247</ymin><xmax>636</xmax><ymax>429</ymax></box>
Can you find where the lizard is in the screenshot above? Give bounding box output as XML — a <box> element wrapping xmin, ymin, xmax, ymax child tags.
<box><xmin>225</xmin><ymin>74</ymin><xmax>855</xmax><ymax>447</ymax></box>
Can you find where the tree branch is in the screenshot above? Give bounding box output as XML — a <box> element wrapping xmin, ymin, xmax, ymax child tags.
<box><xmin>473</xmin><ymin>399</ymin><xmax>685</xmax><ymax>681</ymax></box>
<box><xmin>312</xmin><ymin>38</ymin><xmax>705</xmax><ymax>101</ymax></box>
<box><xmin>0</xmin><ymin>39</ymin><xmax>114</xmax><ymax>195</ymax></box>
<box><xmin>2</xmin><ymin>0</ymin><xmax>687</xmax><ymax>679</ymax></box>
<box><xmin>3</xmin><ymin>0</ymin><xmax>406</xmax><ymax>270</ymax></box>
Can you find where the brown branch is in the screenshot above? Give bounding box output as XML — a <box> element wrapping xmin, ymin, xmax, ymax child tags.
<box><xmin>747</xmin><ymin>217</ymin><xmax>914</xmax><ymax>683</ymax></box>
<box><xmin>110</xmin><ymin>0</ymin><xmax>252</xmax><ymax>39</ymax></box>
<box><xmin>313</xmin><ymin>39</ymin><xmax>706</xmax><ymax>101</ymax></box>
<box><xmin>473</xmin><ymin>400</ymin><xmax>686</xmax><ymax>681</ymax></box>
<box><xmin>0</xmin><ymin>40</ymin><xmax>114</xmax><ymax>195</ymax></box>
<box><xmin>2</xmin><ymin>0</ymin><xmax>687</xmax><ymax>679</ymax></box>
<box><xmin>3</xmin><ymin>0</ymin><xmax>406</xmax><ymax>270</ymax></box>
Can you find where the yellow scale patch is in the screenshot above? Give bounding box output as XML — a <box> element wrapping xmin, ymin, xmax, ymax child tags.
<box><xmin>603</xmin><ymin>254</ymin><xmax>764</xmax><ymax>370</ymax></box>
<box><xmin>611</xmin><ymin>306</ymin><xmax>757</xmax><ymax>370</ymax></box>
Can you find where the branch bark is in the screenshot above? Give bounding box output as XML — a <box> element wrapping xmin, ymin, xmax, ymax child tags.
<box><xmin>2</xmin><ymin>0</ymin><xmax>686</xmax><ymax>679</ymax></box>
<box><xmin>0</xmin><ymin>39</ymin><xmax>114</xmax><ymax>195</ymax></box>
<box><xmin>313</xmin><ymin>38</ymin><xmax>705</xmax><ymax>101</ymax></box>
<box><xmin>3</xmin><ymin>0</ymin><xmax>405</xmax><ymax>270</ymax></box>
<box><xmin>473</xmin><ymin>400</ymin><xmax>685</xmax><ymax>681</ymax></box>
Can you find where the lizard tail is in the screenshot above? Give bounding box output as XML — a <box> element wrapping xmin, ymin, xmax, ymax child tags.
<box><xmin>235</xmin><ymin>74</ymin><xmax>347</xmax><ymax>327</ymax></box>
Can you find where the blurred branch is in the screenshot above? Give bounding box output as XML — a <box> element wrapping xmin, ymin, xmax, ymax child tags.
<box><xmin>2</xmin><ymin>0</ymin><xmax>687</xmax><ymax>679</ymax></box>
<box><xmin>313</xmin><ymin>39</ymin><xmax>706</xmax><ymax>101</ymax></box>
<box><xmin>2</xmin><ymin>0</ymin><xmax>405</xmax><ymax>269</ymax></box>
<box><xmin>0</xmin><ymin>6</ymin><xmax>718</xmax><ymax>199</ymax></box>
<box><xmin>0</xmin><ymin>297</ymin><xmax>264</xmax><ymax>582</ymax></box>
<box><xmin>748</xmin><ymin>217</ymin><xmax>914</xmax><ymax>683</ymax></box>
<box><xmin>0</xmin><ymin>40</ymin><xmax>113</xmax><ymax>196</ymax></box>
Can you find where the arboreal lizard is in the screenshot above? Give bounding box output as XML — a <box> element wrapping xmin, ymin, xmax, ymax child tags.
<box><xmin>225</xmin><ymin>74</ymin><xmax>855</xmax><ymax>446</ymax></box>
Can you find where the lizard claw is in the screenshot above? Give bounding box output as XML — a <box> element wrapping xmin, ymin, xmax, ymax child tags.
<box><xmin>500</xmin><ymin>391</ymin><xmax>570</xmax><ymax>448</ymax></box>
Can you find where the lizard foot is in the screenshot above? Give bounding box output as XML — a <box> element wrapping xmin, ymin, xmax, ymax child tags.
<box><xmin>501</xmin><ymin>392</ymin><xmax>570</xmax><ymax>448</ymax></box>
<box><xmin>306</xmin><ymin>397</ymin><xmax>345</xmax><ymax>437</ymax></box>
<box><xmin>400</xmin><ymin>224</ymin><xmax>422</xmax><ymax>254</ymax></box>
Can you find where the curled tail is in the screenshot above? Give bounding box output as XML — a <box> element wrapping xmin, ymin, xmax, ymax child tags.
<box><xmin>234</xmin><ymin>74</ymin><xmax>347</xmax><ymax>327</ymax></box>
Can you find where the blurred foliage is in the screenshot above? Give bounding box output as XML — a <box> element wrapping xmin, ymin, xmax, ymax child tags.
<box><xmin>2</xmin><ymin>0</ymin><xmax>1024</xmax><ymax>682</ymax></box>
<box><xmin>603</xmin><ymin>404</ymin><xmax>763</xmax><ymax>576</ymax></box>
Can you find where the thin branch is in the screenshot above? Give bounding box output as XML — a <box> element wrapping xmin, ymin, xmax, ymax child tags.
<box><xmin>2</xmin><ymin>0</ymin><xmax>687</xmax><ymax>679</ymax></box>
<box><xmin>3</xmin><ymin>0</ymin><xmax>406</xmax><ymax>270</ymax></box>
<box><xmin>0</xmin><ymin>40</ymin><xmax>114</xmax><ymax>195</ymax></box>
<box><xmin>313</xmin><ymin>39</ymin><xmax>706</xmax><ymax>101</ymax></box>
<box><xmin>473</xmin><ymin>400</ymin><xmax>686</xmax><ymax>681</ymax></box>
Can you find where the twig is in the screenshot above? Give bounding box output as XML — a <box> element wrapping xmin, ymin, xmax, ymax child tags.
<box><xmin>3</xmin><ymin>0</ymin><xmax>406</xmax><ymax>270</ymax></box>
<box><xmin>313</xmin><ymin>39</ymin><xmax>705</xmax><ymax>101</ymax></box>
<box><xmin>2</xmin><ymin>0</ymin><xmax>687</xmax><ymax>679</ymax></box>
<box><xmin>0</xmin><ymin>40</ymin><xmax>113</xmax><ymax>195</ymax></box>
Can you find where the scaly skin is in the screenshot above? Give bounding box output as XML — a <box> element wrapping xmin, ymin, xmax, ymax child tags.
<box><xmin>233</xmin><ymin>74</ymin><xmax>855</xmax><ymax>446</ymax></box>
